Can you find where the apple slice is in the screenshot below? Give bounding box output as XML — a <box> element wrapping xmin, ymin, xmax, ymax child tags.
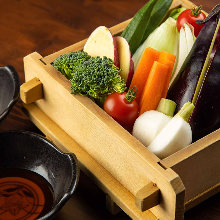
<box><xmin>84</xmin><ymin>26</ymin><xmax>120</xmax><ymax>67</ymax></box>
<box><xmin>115</xmin><ymin>36</ymin><xmax>134</xmax><ymax>87</ymax></box>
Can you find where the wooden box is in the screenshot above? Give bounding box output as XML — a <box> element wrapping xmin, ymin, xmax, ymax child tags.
<box><xmin>20</xmin><ymin>0</ymin><xmax>220</xmax><ymax>219</ymax></box>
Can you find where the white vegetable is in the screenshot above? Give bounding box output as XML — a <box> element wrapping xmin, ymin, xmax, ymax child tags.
<box><xmin>84</xmin><ymin>26</ymin><xmax>120</xmax><ymax>67</ymax></box>
<box><xmin>132</xmin><ymin>17</ymin><xmax>178</xmax><ymax>71</ymax></box>
<box><xmin>170</xmin><ymin>24</ymin><xmax>195</xmax><ymax>85</ymax></box>
<box><xmin>184</xmin><ymin>23</ymin><xmax>194</xmax><ymax>50</ymax></box>
<box><xmin>133</xmin><ymin>110</ymin><xmax>171</xmax><ymax>146</ymax></box>
<box><xmin>147</xmin><ymin>102</ymin><xmax>194</xmax><ymax>159</ymax></box>
<box><xmin>114</xmin><ymin>36</ymin><xmax>134</xmax><ymax>84</ymax></box>
<box><xmin>132</xmin><ymin>98</ymin><xmax>176</xmax><ymax>146</ymax></box>
<box><xmin>147</xmin><ymin>116</ymin><xmax>192</xmax><ymax>159</ymax></box>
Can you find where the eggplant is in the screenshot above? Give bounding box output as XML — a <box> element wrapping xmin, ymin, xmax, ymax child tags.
<box><xmin>167</xmin><ymin>15</ymin><xmax>219</xmax><ymax>112</ymax></box>
<box><xmin>189</xmin><ymin>36</ymin><xmax>220</xmax><ymax>141</ymax></box>
<box><xmin>167</xmin><ymin>5</ymin><xmax>220</xmax><ymax>141</ymax></box>
<box><xmin>210</xmin><ymin>26</ymin><xmax>220</xmax><ymax>61</ymax></box>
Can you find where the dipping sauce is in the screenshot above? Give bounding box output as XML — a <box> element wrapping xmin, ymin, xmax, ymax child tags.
<box><xmin>0</xmin><ymin>168</ymin><xmax>54</xmax><ymax>220</ymax></box>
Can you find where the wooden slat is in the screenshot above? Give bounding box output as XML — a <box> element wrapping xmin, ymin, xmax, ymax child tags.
<box><xmin>43</xmin><ymin>39</ymin><xmax>88</xmax><ymax>65</ymax></box>
<box><xmin>23</xmin><ymin>102</ymin><xmax>158</xmax><ymax>220</ymax></box>
<box><xmin>178</xmin><ymin>0</ymin><xmax>195</xmax><ymax>8</ymax></box>
<box><xmin>185</xmin><ymin>182</ymin><xmax>220</xmax><ymax>211</ymax></box>
<box><xmin>161</xmin><ymin>129</ymin><xmax>220</xmax><ymax>207</ymax></box>
<box><xmin>20</xmin><ymin>76</ymin><xmax>161</xmax><ymax>213</ymax></box>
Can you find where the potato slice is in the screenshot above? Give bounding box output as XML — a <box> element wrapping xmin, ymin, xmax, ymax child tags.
<box><xmin>115</xmin><ymin>36</ymin><xmax>134</xmax><ymax>87</ymax></box>
<box><xmin>84</xmin><ymin>26</ymin><xmax>119</xmax><ymax>67</ymax></box>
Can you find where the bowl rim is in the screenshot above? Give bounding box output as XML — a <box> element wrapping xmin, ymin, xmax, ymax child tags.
<box><xmin>0</xmin><ymin>130</ymin><xmax>80</xmax><ymax>220</ymax></box>
<box><xmin>0</xmin><ymin>65</ymin><xmax>20</xmax><ymax>121</ymax></box>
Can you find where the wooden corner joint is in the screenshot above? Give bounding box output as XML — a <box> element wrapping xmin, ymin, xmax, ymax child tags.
<box><xmin>20</xmin><ymin>77</ymin><xmax>43</xmax><ymax>104</ymax></box>
<box><xmin>135</xmin><ymin>182</ymin><xmax>160</xmax><ymax>212</ymax></box>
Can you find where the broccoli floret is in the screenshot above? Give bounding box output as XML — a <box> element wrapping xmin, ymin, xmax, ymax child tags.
<box><xmin>52</xmin><ymin>51</ymin><xmax>126</xmax><ymax>105</ymax></box>
<box><xmin>52</xmin><ymin>51</ymin><xmax>91</xmax><ymax>80</ymax></box>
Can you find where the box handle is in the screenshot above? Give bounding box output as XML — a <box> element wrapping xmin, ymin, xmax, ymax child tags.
<box><xmin>135</xmin><ymin>182</ymin><xmax>160</xmax><ymax>211</ymax></box>
<box><xmin>20</xmin><ymin>77</ymin><xmax>43</xmax><ymax>104</ymax></box>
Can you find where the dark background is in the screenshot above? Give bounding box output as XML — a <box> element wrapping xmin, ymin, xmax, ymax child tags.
<box><xmin>0</xmin><ymin>0</ymin><xmax>219</xmax><ymax>219</ymax></box>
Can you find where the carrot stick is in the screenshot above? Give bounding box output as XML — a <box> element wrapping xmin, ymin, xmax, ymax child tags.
<box><xmin>139</xmin><ymin>61</ymin><xmax>169</xmax><ymax>115</ymax></box>
<box><xmin>159</xmin><ymin>50</ymin><xmax>176</xmax><ymax>63</ymax></box>
<box><xmin>158</xmin><ymin>51</ymin><xmax>176</xmax><ymax>98</ymax></box>
<box><xmin>129</xmin><ymin>47</ymin><xmax>160</xmax><ymax>104</ymax></box>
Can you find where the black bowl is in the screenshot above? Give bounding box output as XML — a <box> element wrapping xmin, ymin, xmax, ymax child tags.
<box><xmin>0</xmin><ymin>65</ymin><xmax>20</xmax><ymax>122</ymax></box>
<box><xmin>0</xmin><ymin>130</ymin><xmax>80</xmax><ymax>219</ymax></box>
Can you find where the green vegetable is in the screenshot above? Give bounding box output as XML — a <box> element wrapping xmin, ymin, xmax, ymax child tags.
<box><xmin>176</xmin><ymin>102</ymin><xmax>194</xmax><ymax>122</ymax></box>
<box><xmin>121</xmin><ymin>0</ymin><xmax>173</xmax><ymax>55</ymax></box>
<box><xmin>156</xmin><ymin>98</ymin><xmax>176</xmax><ymax>117</ymax></box>
<box><xmin>52</xmin><ymin>51</ymin><xmax>91</xmax><ymax>80</ymax></box>
<box><xmin>133</xmin><ymin>17</ymin><xmax>178</xmax><ymax>71</ymax></box>
<box><xmin>121</xmin><ymin>0</ymin><xmax>157</xmax><ymax>55</ymax></box>
<box><xmin>169</xmin><ymin>7</ymin><xmax>186</xmax><ymax>20</ymax></box>
<box><xmin>140</xmin><ymin>0</ymin><xmax>173</xmax><ymax>44</ymax></box>
<box><xmin>52</xmin><ymin>51</ymin><xmax>126</xmax><ymax>106</ymax></box>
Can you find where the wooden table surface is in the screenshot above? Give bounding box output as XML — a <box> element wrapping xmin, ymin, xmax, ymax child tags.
<box><xmin>1</xmin><ymin>0</ymin><xmax>220</xmax><ymax>219</ymax></box>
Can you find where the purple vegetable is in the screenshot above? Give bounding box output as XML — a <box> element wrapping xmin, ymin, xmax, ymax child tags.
<box><xmin>167</xmin><ymin>5</ymin><xmax>220</xmax><ymax>141</ymax></box>
<box><xmin>189</xmin><ymin>41</ymin><xmax>220</xmax><ymax>141</ymax></box>
<box><xmin>167</xmin><ymin>16</ymin><xmax>219</xmax><ymax>112</ymax></box>
<box><xmin>210</xmin><ymin>26</ymin><xmax>220</xmax><ymax>61</ymax></box>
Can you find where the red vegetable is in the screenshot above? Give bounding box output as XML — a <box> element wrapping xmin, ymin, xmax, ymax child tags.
<box><xmin>104</xmin><ymin>88</ymin><xmax>139</xmax><ymax>131</ymax></box>
<box><xmin>177</xmin><ymin>6</ymin><xmax>206</xmax><ymax>37</ymax></box>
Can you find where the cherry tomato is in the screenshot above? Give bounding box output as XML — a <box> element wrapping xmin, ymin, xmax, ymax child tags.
<box><xmin>177</xmin><ymin>6</ymin><xmax>206</xmax><ymax>37</ymax></box>
<box><xmin>104</xmin><ymin>89</ymin><xmax>139</xmax><ymax>131</ymax></box>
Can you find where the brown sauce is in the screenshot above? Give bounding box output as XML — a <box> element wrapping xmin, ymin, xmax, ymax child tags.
<box><xmin>0</xmin><ymin>168</ymin><xmax>54</xmax><ymax>220</ymax></box>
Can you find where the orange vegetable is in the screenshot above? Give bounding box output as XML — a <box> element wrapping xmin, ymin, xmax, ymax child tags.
<box><xmin>129</xmin><ymin>47</ymin><xmax>160</xmax><ymax>104</ymax></box>
<box><xmin>158</xmin><ymin>50</ymin><xmax>176</xmax><ymax>63</ymax></box>
<box><xmin>139</xmin><ymin>61</ymin><xmax>169</xmax><ymax>115</ymax></box>
<box><xmin>158</xmin><ymin>51</ymin><xmax>176</xmax><ymax>98</ymax></box>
